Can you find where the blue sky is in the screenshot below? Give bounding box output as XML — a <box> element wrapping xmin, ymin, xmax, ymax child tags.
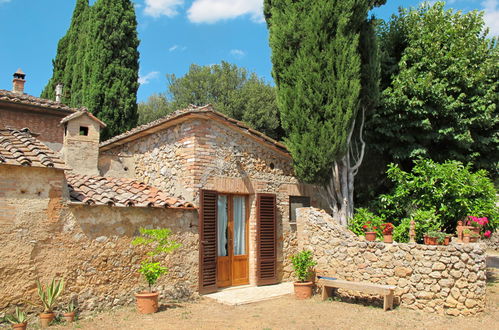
<box><xmin>0</xmin><ymin>0</ymin><xmax>497</xmax><ymax>102</ymax></box>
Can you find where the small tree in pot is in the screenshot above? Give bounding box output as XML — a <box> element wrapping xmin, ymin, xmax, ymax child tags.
<box><xmin>132</xmin><ymin>228</ymin><xmax>180</xmax><ymax>314</ymax></box>
<box><xmin>290</xmin><ymin>250</ymin><xmax>317</xmax><ymax>299</ymax></box>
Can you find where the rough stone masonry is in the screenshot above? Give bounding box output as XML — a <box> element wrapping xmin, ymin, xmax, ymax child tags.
<box><xmin>296</xmin><ymin>208</ymin><xmax>487</xmax><ymax>316</ymax></box>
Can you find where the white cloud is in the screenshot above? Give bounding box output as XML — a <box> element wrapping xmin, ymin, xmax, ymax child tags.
<box><xmin>230</xmin><ymin>49</ymin><xmax>245</xmax><ymax>58</ymax></box>
<box><xmin>169</xmin><ymin>44</ymin><xmax>187</xmax><ymax>52</ymax></box>
<box><xmin>144</xmin><ymin>0</ymin><xmax>184</xmax><ymax>18</ymax></box>
<box><xmin>187</xmin><ymin>0</ymin><xmax>264</xmax><ymax>24</ymax></box>
<box><xmin>482</xmin><ymin>0</ymin><xmax>499</xmax><ymax>35</ymax></box>
<box><xmin>0</xmin><ymin>0</ymin><xmax>12</xmax><ymax>4</ymax></box>
<box><xmin>138</xmin><ymin>71</ymin><xmax>160</xmax><ymax>85</ymax></box>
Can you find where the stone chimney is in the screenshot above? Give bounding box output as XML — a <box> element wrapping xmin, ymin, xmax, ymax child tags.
<box><xmin>55</xmin><ymin>83</ymin><xmax>63</xmax><ymax>103</ymax></box>
<box><xmin>12</xmin><ymin>68</ymin><xmax>26</xmax><ymax>94</ymax></box>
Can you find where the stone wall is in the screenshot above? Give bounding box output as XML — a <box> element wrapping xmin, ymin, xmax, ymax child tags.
<box><xmin>0</xmin><ymin>165</ymin><xmax>198</xmax><ymax>314</ymax></box>
<box><xmin>296</xmin><ymin>208</ymin><xmax>487</xmax><ymax>316</ymax></box>
<box><xmin>100</xmin><ymin>117</ymin><xmax>329</xmax><ymax>284</ymax></box>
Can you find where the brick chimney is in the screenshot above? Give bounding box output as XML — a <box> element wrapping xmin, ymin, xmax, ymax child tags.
<box><xmin>12</xmin><ymin>68</ymin><xmax>26</xmax><ymax>94</ymax></box>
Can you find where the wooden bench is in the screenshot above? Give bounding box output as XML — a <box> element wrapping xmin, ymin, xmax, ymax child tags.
<box><xmin>318</xmin><ymin>277</ymin><xmax>396</xmax><ymax>311</ymax></box>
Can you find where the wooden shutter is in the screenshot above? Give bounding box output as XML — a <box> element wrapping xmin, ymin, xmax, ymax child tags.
<box><xmin>256</xmin><ymin>193</ymin><xmax>278</xmax><ymax>285</ymax></box>
<box><xmin>199</xmin><ymin>190</ymin><xmax>218</xmax><ymax>294</ymax></box>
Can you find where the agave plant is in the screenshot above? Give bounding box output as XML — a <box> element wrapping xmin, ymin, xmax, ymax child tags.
<box><xmin>6</xmin><ymin>307</ymin><xmax>27</xmax><ymax>324</ymax></box>
<box><xmin>36</xmin><ymin>278</ymin><xmax>64</xmax><ymax>313</ymax></box>
<box><xmin>66</xmin><ymin>300</ymin><xmax>76</xmax><ymax>313</ymax></box>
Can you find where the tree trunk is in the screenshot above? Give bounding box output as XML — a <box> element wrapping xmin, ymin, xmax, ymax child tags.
<box><xmin>325</xmin><ymin>107</ymin><xmax>366</xmax><ymax>226</ymax></box>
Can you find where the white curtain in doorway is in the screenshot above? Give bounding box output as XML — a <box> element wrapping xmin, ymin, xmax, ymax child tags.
<box><xmin>217</xmin><ymin>195</ymin><xmax>228</xmax><ymax>257</ymax></box>
<box><xmin>233</xmin><ymin>196</ymin><xmax>246</xmax><ymax>255</ymax></box>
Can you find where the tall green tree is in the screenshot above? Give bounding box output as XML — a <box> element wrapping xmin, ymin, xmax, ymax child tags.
<box><xmin>42</xmin><ymin>0</ymin><xmax>89</xmax><ymax>103</ymax></box>
<box><xmin>42</xmin><ymin>0</ymin><xmax>140</xmax><ymax>140</ymax></box>
<box><xmin>265</xmin><ymin>0</ymin><xmax>384</xmax><ymax>225</ymax></box>
<box><xmin>139</xmin><ymin>62</ymin><xmax>282</xmax><ymax>140</ymax></box>
<box><xmin>369</xmin><ymin>2</ymin><xmax>498</xmax><ymax>177</ymax></box>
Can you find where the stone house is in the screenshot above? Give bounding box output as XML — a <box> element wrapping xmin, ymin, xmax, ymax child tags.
<box><xmin>0</xmin><ymin>69</ymin><xmax>78</xmax><ymax>151</ymax></box>
<box><xmin>95</xmin><ymin>104</ymin><xmax>328</xmax><ymax>293</ymax></box>
<box><xmin>1</xmin><ymin>80</ymin><xmax>328</xmax><ymax>307</ymax></box>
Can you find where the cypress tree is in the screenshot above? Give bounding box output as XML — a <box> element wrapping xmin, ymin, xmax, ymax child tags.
<box><xmin>265</xmin><ymin>0</ymin><xmax>383</xmax><ymax>224</ymax></box>
<box><xmin>41</xmin><ymin>0</ymin><xmax>89</xmax><ymax>103</ymax></box>
<box><xmin>42</xmin><ymin>0</ymin><xmax>139</xmax><ymax>140</ymax></box>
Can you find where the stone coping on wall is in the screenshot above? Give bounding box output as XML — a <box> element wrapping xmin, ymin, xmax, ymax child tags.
<box><xmin>296</xmin><ymin>207</ymin><xmax>487</xmax><ymax>316</ymax></box>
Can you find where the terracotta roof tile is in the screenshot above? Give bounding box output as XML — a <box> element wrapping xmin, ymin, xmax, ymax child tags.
<box><xmin>0</xmin><ymin>128</ymin><xmax>67</xmax><ymax>169</ymax></box>
<box><xmin>100</xmin><ymin>104</ymin><xmax>289</xmax><ymax>155</ymax></box>
<box><xmin>0</xmin><ymin>89</ymin><xmax>78</xmax><ymax>114</ymax></box>
<box><xmin>60</xmin><ymin>108</ymin><xmax>107</xmax><ymax>127</ymax></box>
<box><xmin>66</xmin><ymin>174</ymin><xmax>196</xmax><ymax>209</ymax></box>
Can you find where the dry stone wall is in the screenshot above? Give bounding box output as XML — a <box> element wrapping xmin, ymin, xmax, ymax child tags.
<box><xmin>296</xmin><ymin>208</ymin><xmax>487</xmax><ymax>316</ymax></box>
<box><xmin>0</xmin><ymin>166</ymin><xmax>198</xmax><ymax>316</ymax></box>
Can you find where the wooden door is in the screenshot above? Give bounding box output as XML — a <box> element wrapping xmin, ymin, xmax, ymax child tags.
<box><xmin>216</xmin><ymin>194</ymin><xmax>249</xmax><ymax>287</ymax></box>
<box><xmin>256</xmin><ymin>193</ymin><xmax>277</xmax><ymax>285</ymax></box>
<box><xmin>199</xmin><ymin>190</ymin><xmax>218</xmax><ymax>294</ymax></box>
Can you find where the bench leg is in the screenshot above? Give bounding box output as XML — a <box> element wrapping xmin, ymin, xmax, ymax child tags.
<box><xmin>321</xmin><ymin>286</ymin><xmax>335</xmax><ymax>301</ymax></box>
<box><xmin>384</xmin><ymin>292</ymin><xmax>394</xmax><ymax>311</ymax></box>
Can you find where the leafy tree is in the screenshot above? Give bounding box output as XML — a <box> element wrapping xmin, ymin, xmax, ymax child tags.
<box><xmin>377</xmin><ymin>158</ymin><xmax>497</xmax><ymax>234</ymax></box>
<box><xmin>369</xmin><ymin>2</ymin><xmax>498</xmax><ymax>177</ymax></box>
<box><xmin>265</xmin><ymin>0</ymin><xmax>384</xmax><ymax>225</ymax></box>
<box><xmin>42</xmin><ymin>0</ymin><xmax>140</xmax><ymax>140</ymax></box>
<box><xmin>137</xmin><ymin>93</ymin><xmax>173</xmax><ymax>125</ymax></box>
<box><xmin>168</xmin><ymin>62</ymin><xmax>282</xmax><ymax>140</ymax></box>
<box><xmin>147</xmin><ymin>62</ymin><xmax>282</xmax><ymax>140</ymax></box>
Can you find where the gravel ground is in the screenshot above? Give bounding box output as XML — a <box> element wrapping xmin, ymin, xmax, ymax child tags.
<box><xmin>47</xmin><ymin>268</ymin><xmax>499</xmax><ymax>330</ymax></box>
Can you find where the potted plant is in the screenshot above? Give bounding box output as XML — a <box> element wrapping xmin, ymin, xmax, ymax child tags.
<box><xmin>35</xmin><ymin>278</ymin><xmax>64</xmax><ymax>328</ymax></box>
<box><xmin>362</xmin><ymin>222</ymin><xmax>378</xmax><ymax>242</ymax></box>
<box><xmin>132</xmin><ymin>228</ymin><xmax>180</xmax><ymax>314</ymax></box>
<box><xmin>6</xmin><ymin>307</ymin><xmax>28</xmax><ymax>330</ymax></box>
<box><xmin>425</xmin><ymin>231</ymin><xmax>447</xmax><ymax>245</ymax></box>
<box><xmin>469</xmin><ymin>232</ymin><xmax>480</xmax><ymax>243</ymax></box>
<box><xmin>467</xmin><ymin>216</ymin><xmax>488</xmax><ymax>235</ymax></box>
<box><xmin>381</xmin><ymin>223</ymin><xmax>394</xmax><ymax>243</ymax></box>
<box><xmin>462</xmin><ymin>228</ymin><xmax>471</xmax><ymax>243</ymax></box>
<box><xmin>290</xmin><ymin>250</ymin><xmax>317</xmax><ymax>299</ymax></box>
<box><xmin>444</xmin><ymin>234</ymin><xmax>453</xmax><ymax>245</ymax></box>
<box><xmin>63</xmin><ymin>300</ymin><xmax>76</xmax><ymax>323</ymax></box>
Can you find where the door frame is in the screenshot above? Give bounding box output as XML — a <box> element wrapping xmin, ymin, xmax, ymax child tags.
<box><xmin>216</xmin><ymin>193</ymin><xmax>250</xmax><ymax>288</ymax></box>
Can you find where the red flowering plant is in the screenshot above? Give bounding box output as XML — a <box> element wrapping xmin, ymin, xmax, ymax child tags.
<box><xmin>362</xmin><ymin>221</ymin><xmax>377</xmax><ymax>233</ymax></box>
<box><xmin>467</xmin><ymin>216</ymin><xmax>489</xmax><ymax>228</ymax></box>
<box><xmin>381</xmin><ymin>223</ymin><xmax>394</xmax><ymax>235</ymax></box>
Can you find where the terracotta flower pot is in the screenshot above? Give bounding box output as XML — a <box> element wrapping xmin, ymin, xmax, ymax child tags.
<box><xmin>135</xmin><ymin>291</ymin><xmax>159</xmax><ymax>314</ymax></box>
<box><xmin>63</xmin><ymin>312</ymin><xmax>76</xmax><ymax>323</ymax></box>
<box><xmin>463</xmin><ymin>235</ymin><xmax>470</xmax><ymax>243</ymax></box>
<box><xmin>443</xmin><ymin>236</ymin><xmax>451</xmax><ymax>245</ymax></box>
<box><xmin>469</xmin><ymin>236</ymin><xmax>479</xmax><ymax>243</ymax></box>
<box><xmin>365</xmin><ymin>232</ymin><xmax>376</xmax><ymax>242</ymax></box>
<box><xmin>426</xmin><ymin>237</ymin><xmax>437</xmax><ymax>245</ymax></box>
<box><xmin>471</xmin><ymin>227</ymin><xmax>480</xmax><ymax>235</ymax></box>
<box><xmin>383</xmin><ymin>234</ymin><xmax>393</xmax><ymax>243</ymax></box>
<box><xmin>12</xmin><ymin>322</ymin><xmax>27</xmax><ymax>330</ymax></box>
<box><xmin>293</xmin><ymin>281</ymin><xmax>313</xmax><ymax>299</ymax></box>
<box><xmin>39</xmin><ymin>312</ymin><xmax>55</xmax><ymax>328</ymax></box>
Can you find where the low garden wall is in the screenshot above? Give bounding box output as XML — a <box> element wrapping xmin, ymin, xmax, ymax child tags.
<box><xmin>296</xmin><ymin>208</ymin><xmax>487</xmax><ymax>316</ymax></box>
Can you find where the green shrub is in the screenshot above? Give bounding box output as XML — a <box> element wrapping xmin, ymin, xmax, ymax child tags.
<box><xmin>290</xmin><ymin>250</ymin><xmax>317</xmax><ymax>282</ymax></box>
<box><xmin>393</xmin><ymin>208</ymin><xmax>442</xmax><ymax>243</ymax></box>
<box><xmin>378</xmin><ymin>159</ymin><xmax>497</xmax><ymax>233</ymax></box>
<box><xmin>348</xmin><ymin>208</ymin><xmax>384</xmax><ymax>239</ymax></box>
